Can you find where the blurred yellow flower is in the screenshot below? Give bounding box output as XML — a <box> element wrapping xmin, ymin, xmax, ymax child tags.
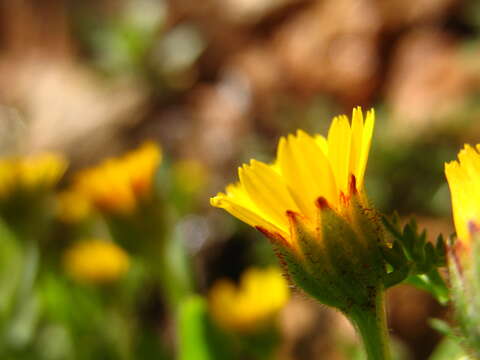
<box><xmin>65</xmin><ymin>142</ymin><xmax>161</xmax><ymax>216</ymax></box>
<box><xmin>0</xmin><ymin>153</ymin><xmax>67</xmax><ymax>198</ymax></box>
<box><xmin>63</xmin><ymin>239</ymin><xmax>130</xmax><ymax>284</ymax></box>
<box><xmin>17</xmin><ymin>153</ymin><xmax>67</xmax><ymax>189</ymax></box>
<box><xmin>211</xmin><ymin>107</ymin><xmax>374</xmax><ymax>246</ymax></box>
<box><xmin>445</xmin><ymin>144</ymin><xmax>480</xmax><ymax>245</ymax></box>
<box><xmin>209</xmin><ymin>267</ymin><xmax>289</xmax><ymax>333</ymax></box>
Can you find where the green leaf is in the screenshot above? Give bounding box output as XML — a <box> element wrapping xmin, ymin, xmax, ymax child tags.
<box><xmin>381</xmin><ymin>215</ymin><xmax>449</xmax><ymax>304</ymax></box>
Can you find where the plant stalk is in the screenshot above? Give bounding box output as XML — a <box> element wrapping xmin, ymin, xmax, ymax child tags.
<box><xmin>346</xmin><ymin>287</ymin><xmax>391</xmax><ymax>360</ymax></box>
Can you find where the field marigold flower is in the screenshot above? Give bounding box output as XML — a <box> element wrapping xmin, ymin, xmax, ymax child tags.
<box><xmin>211</xmin><ymin>107</ymin><xmax>386</xmax><ymax>312</ymax></box>
<box><xmin>63</xmin><ymin>239</ymin><xmax>130</xmax><ymax>284</ymax></box>
<box><xmin>209</xmin><ymin>267</ymin><xmax>289</xmax><ymax>333</ymax></box>
<box><xmin>0</xmin><ymin>153</ymin><xmax>67</xmax><ymax>198</ymax></box>
<box><xmin>65</xmin><ymin>142</ymin><xmax>161</xmax><ymax>216</ymax></box>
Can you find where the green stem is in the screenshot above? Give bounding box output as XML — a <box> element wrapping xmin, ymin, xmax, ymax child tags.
<box><xmin>346</xmin><ymin>288</ymin><xmax>391</xmax><ymax>360</ymax></box>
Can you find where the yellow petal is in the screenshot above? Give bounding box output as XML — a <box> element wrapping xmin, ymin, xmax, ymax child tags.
<box><xmin>445</xmin><ymin>161</ymin><xmax>469</xmax><ymax>243</ymax></box>
<box><xmin>315</xmin><ymin>135</ymin><xmax>329</xmax><ymax>155</ymax></box>
<box><xmin>356</xmin><ymin>109</ymin><xmax>375</xmax><ymax>188</ymax></box>
<box><xmin>350</xmin><ymin>106</ymin><xmax>364</xmax><ymax>182</ymax></box>
<box><xmin>277</xmin><ymin>136</ymin><xmax>312</xmax><ymax>216</ymax></box>
<box><xmin>296</xmin><ymin>131</ymin><xmax>337</xmax><ymax>204</ymax></box>
<box><xmin>327</xmin><ymin>115</ymin><xmax>352</xmax><ymax>194</ymax></box>
<box><xmin>458</xmin><ymin>145</ymin><xmax>480</xmax><ymax>180</ymax></box>
<box><xmin>446</xmin><ymin>146</ymin><xmax>480</xmax><ymax>244</ymax></box>
<box><xmin>210</xmin><ymin>191</ymin><xmax>286</xmax><ymax>236</ymax></box>
<box><xmin>239</xmin><ymin>160</ymin><xmax>298</xmax><ymax>232</ymax></box>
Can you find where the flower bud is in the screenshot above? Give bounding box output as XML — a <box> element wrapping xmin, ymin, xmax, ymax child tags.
<box><xmin>445</xmin><ymin>144</ymin><xmax>480</xmax><ymax>357</ymax></box>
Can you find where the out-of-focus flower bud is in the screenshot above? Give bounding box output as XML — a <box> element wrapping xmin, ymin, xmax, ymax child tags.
<box><xmin>209</xmin><ymin>267</ymin><xmax>289</xmax><ymax>333</ymax></box>
<box><xmin>64</xmin><ymin>142</ymin><xmax>161</xmax><ymax>217</ymax></box>
<box><xmin>63</xmin><ymin>238</ymin><xmax>130</xmax><ymax>284</ymax></box>
<box><xmin>445</xmin><ymin>144</ymin><xmax>480</xmax><ymax>357</ymax></box>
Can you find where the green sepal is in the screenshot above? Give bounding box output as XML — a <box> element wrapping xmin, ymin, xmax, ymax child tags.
<box><xmin>447</xmin><ymin>232</ymin><xmax>480</xmax><ymax>357</ymax></box>
<box><xmin>347</xmin><ymin>193</ymin><xmax>388</xmax><ymax>279</ymax></box>
<box><xmin>316</xmin><ymin>204</ymin><xmax>382</xmax><ymax>309</ymax></box>
<box><xmin>276</xmin><ymin>194</ymin><xmax>387</xmax><ymax>313</ymax></box>
<box><xmin>259</xmin><ymin>224</ymin><xmax>342</xmax><ymax>308</ymax></box>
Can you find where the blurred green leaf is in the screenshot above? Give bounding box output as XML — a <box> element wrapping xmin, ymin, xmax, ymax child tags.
<box><xmin>0</xmin><ymin>219</ymin><xmax>22</xmax><ymax>320</ymax></box>
<box><xmin>428</xmin><ymin>337</ymin><xmax>467</xmax><ymax>360</ymax></box>
<box><xmin>177</xmin><ymin>295</ymin><xmax>213</xmax><ymax>360</ymax></box>
<box><xmin>0</xmin><ymin>222</ymin><xmax>42</xmax><ymax>353</ymax></box>
<box><xmin>177</xmin><ymin>295</ymin><xmax>230</xmax><ymax>360</ymax></box>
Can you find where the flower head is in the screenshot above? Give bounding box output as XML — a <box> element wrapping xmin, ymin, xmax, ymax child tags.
<box><xmin>0</xmin><ymin>153</ymin><xmax>67</xmax><ymax>198</ymax></box>
<box><xmin>445</xmin><ymin>144</ymin><xmax>480</xmax><ymax>246</ymax></box>
<box><xmin>209</xmin><ymin>267</ymin><xmax>289</xmax><ymax>333</ymax></box>
<box><xmin>211</xmin><ymin>107</ymin><xmax>374</xmax><ymax>241</ymax></box>
<box><xmin>63</xmin><ymin>239</ymin><xmax>130</xmax><ymax>284</ymax></box>
<box><xmin>211</xmin><ymin>108</ymin><xmax>386</xmax><ymax>311</ymax></box>
<box><xmin>65</xmin><ymin>142</ymin><xmax>161</xmax><ymax>216</ymax></box>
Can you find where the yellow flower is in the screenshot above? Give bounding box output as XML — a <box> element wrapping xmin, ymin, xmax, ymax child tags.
<box><xmin>68</xmin><ymin>142</ymin><xmax>161</xmax><ymax>215</ymax></box>
<box><xmin>209</xmin><ymin>267</ymin><xmax>289</xmax><ymax>333</ymax></box>
<box><xmin>63</xmin><ymin>239</ymin><xmax>130</xmax><ymax>284</ymax></box>
<box><xmin>17</xmin><ymin>153</ymin><xmax>68</xmax><ymax>189</ymax></box>
<box><xmin>445</xmin><ymin>144</ymin><xmax>480</xmax><ymax>246</ymax></box>
<box><xmin>211</xmin><ymin>107</ymin><xmax>374</xmax><ymax>246</ymax></box>
<box><xmin>0</xmin><ymin>153</ymin><xmax>67</xmax><ymax>198</ymax></box>
<box><xmin>211</xmin><ymin>107</ymin><xmax>386</xmax><ymax>312</ymax></box>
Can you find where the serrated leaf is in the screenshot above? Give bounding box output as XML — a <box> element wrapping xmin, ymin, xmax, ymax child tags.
<box><xmin>381</xmin><ymin>215</ymin><xmax>449</xmax><ymax>303</ymax></box>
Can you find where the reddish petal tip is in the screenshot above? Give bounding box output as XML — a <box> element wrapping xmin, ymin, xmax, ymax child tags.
<box><xmin>255</xmin><ymin>226</ymin><xmax>290</xmax><ymax>248</ymax></box>
<box><xmin>349</xmin><ymin>174</ymin><xmax>358</xmax><ymax>195</ymax></box>
<box><xmin>286</xmin><ymin>210</ymin><xmax>298</xmax><ymax>218</ymax></box>
<box><xmin>315</xmin><ymin>197</ymin><xmax>329</xmax><ymax>210</ymax></box>
<box><xmin>255</xmin><ymin>226</ymin><xmax>272</xmax><ymax>238</ymax></box>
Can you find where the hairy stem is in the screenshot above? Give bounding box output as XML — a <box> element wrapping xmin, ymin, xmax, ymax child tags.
<box><xmin>346</xmin><ymin>287</ymin><xmax>391</xmax><ymax>360</ymax></box>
